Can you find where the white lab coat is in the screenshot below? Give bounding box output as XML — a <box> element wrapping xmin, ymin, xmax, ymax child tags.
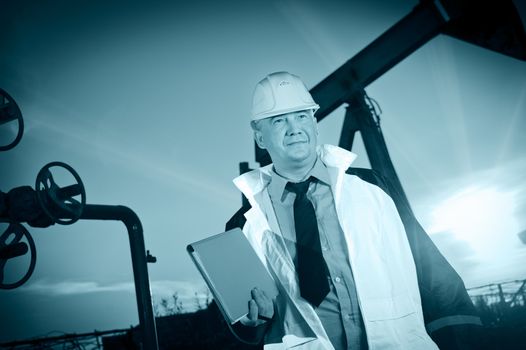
<box><xmin>233</xmin><ymin>144</ymin><xmax>438</xmax><ymax>350</ymax></box>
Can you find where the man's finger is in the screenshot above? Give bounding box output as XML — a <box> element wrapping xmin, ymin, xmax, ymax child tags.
<box><xmin>251</xmin><ymin>287</ymin><xmax>269</xmax><ymax>303</ymax></box>
<box><xmin>251</xmin><ymin>287</ymin><xmax>274</xmax><ymax>320</ymax></box>
<box><xmin>248</xmin><ymin>299</ymin><xmax>259</xmax><ymax>321</ymax></box>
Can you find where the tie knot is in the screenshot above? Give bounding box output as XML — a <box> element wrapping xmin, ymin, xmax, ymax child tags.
<box><xmin>286</xmin><ymin>177</ymin><xmax>314</xmax><ymax>196</ymax></box>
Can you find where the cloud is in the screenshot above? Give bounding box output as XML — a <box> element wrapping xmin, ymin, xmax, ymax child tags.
<box><xmin>19</xmin><ymin>279</ymin><xmax>207</xmax><ymax>295</ymax></box>
<box><xmin>150</xmin><ymin>279</ymin><xmax>210</xmax><ymax>306</ymax></box>
<box><xmin>412</xmin><ymin>157</ymin><xmax>526</xmax><ymax>287</ymax></box>
<box><xmin>17</xmin><ymin>279</ymin><xmax>210</xmax><ymax>311</ymax></box>
<box><xmin>149</xmin><ymin>279</ymin><xmax>208</xmax><ymax>299</ymax></box>
<box><xmin>18</xmin><ymin>279</ymin><xmax>135</xmax><ymax>296</ymax></box>
<box><xmin>149</xmin><ymin>280</ymin><xmax>211</xmax><ymax>313</ymax></box>
<box><xmin>415</xmin><ymin>156</ymin><xmax>526</xmax><ymax>230</ymax></box>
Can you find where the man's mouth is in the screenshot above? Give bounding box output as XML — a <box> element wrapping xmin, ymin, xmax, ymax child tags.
<box><xmin>286</xmin><ymin>140</ymin><xmax>307</xmax><ymax>146</ymax></box>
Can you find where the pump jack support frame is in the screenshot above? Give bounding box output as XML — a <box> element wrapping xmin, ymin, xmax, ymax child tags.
<box><xmin>339</xmin><ymin>91</ymin><xmax>413</xmax><ymax>214</ymax></box>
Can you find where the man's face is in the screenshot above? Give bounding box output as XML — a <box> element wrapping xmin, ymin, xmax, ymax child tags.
<box><xmin>254</xmin><ymin>109</ymin><xmax>318</xmax><ymax>170</ymax></box>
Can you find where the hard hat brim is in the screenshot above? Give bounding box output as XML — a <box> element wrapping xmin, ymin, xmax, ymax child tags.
<box><xmin>251</xmin><ymin>103</ymin><xmax>320</xmax><ymax>121</ymax></box>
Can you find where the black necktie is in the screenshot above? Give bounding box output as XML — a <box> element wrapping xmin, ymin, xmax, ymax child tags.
<box><xmin>286</xmin><ymin>177</ymin><xmax>330</xmax><ymax>307</ymax></box>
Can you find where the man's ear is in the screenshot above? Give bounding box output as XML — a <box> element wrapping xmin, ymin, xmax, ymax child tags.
<box><xmin>254</xmin><ymin>131</ymin><xmax>266</xmax><ymax>149</ymax></box>
<box><xmin>313</xmin><ymin>115</ymin><xmax>319</xmax><ymax>136</ymax></box>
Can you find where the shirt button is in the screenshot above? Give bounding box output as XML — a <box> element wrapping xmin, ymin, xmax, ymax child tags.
<box><xmin>344</xmin><ymin>314</ymin><xmax>352</xmax><ymax>320</ymax></box>
<box><xmin>334</xmin><ymin>276</ymin><xmax>341</xmax><ymax>283</ymax></box>
<box><xmin>322</xmin><ymin>246</ymin><xmax>328</xmax><ymax>251</ymax></box>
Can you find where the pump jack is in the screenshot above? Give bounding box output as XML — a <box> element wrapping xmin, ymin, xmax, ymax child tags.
<box><xmin>253</xmin><ymin>0</ymin><xmax>526</xmax><ymax>212</ymax></box>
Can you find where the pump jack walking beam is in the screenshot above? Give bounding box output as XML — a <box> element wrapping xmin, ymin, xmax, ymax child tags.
<box><xmin>311</xmin><ymin>1</ymin><xmax>449</xmax><ymax>122</ymax></box>
<box><xmin>312</xmin><ymin>0</ymin><xmax>526</xmax><ymax>122</ymax></box>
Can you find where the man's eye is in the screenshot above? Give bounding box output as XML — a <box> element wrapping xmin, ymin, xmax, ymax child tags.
<box><xmin>272</xmin><ymin>118</ymin><xmax>284</xmax><ymax>125</ymax></box>
<box><xmin>298</xmin><ymin>114</ymin><xmax>308</xmax><ymax>119</ymax></box>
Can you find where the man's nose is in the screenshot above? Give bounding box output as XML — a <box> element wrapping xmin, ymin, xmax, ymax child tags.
<box><xmin>285</xmin><ymin>117</ymin><xmax>302</xmax><ymax>134</ymax></box>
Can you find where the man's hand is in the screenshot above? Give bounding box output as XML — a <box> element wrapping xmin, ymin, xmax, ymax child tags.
<box><xmin>232</xmin><ymin>287</ymin><xmax>276</xmax><ymax>344</ymax></box>
<box><xmin>245</xmin><ymin>287</ymin><xmax>274</xmax><ymax>327</ymax></box>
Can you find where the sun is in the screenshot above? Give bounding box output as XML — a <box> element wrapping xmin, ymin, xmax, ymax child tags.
<box><xmin>428</xmin><ymin>186</ymin><xmax>519</xmax><ymax>255</ymax></box>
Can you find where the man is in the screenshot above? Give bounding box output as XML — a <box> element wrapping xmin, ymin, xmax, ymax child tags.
<box><xmin>225</xmin><ymin>72</ymin><xmax>482</xmax><ymax>349</ymax></box>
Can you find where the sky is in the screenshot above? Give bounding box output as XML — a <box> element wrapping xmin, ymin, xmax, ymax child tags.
<box><xmin>1</xmin><ymin>0</ymin><xmax>526</xmax><ymax>343</ymax></box>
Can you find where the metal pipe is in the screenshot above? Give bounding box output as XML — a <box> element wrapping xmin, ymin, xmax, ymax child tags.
<box><xmin>80</xmin><ymin>204</ymin><xmax>159</xmax><ymax>350</ymax></box>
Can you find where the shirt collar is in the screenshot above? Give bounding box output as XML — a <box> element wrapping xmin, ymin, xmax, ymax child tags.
<box><xmin>268</xmin><ymin>156</ymin><xmax>331</xmax><ymax>203</ymax></box>
<box><xmin>232</xmin><ymin>144</ymin><xmax>357</xmax><ymax>204</ymax></box>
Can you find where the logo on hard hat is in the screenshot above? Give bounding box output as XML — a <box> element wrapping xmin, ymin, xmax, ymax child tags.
<box><xmin>279</xmin><ymin>80</ymin><xmax>291</xmax><ymax>87</ymax></box>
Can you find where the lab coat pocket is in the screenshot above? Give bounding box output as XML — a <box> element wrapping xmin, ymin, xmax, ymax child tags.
<box><xmin>361</xmin><ymin>293</ymin><xmax>416</xmax><ymax>321</ymax></box>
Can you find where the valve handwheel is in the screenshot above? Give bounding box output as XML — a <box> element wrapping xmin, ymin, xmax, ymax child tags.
<box><xmin>35</xmin><ymin>161</ymin><xmax>86</xmax><ymax>225</ymax></box>
<box><xmin>0</xmin><ymin>88</ymin><xmax>24</xmax><ymax>151</ymax></box>
<box><xmin>0</xmin><ymin>223</ymin><xmax>36</xmax><ymax>289</ymax></box>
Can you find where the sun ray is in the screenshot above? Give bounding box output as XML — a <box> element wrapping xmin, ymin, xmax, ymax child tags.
<box><xmin>495</xmin><ymin>82</ymin><xmax>526</xmax><ymax>168</ymax></box>
<box><xmin>427</xmin><ymin>36</ymin><xmax>473</xmax><ymax>173</ymax></box>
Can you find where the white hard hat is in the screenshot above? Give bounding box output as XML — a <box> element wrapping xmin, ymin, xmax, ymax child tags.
<box><xmin>251</xmin><ymin>71</ymin><xmax>320</xmax><ymax>121</ymax></box>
